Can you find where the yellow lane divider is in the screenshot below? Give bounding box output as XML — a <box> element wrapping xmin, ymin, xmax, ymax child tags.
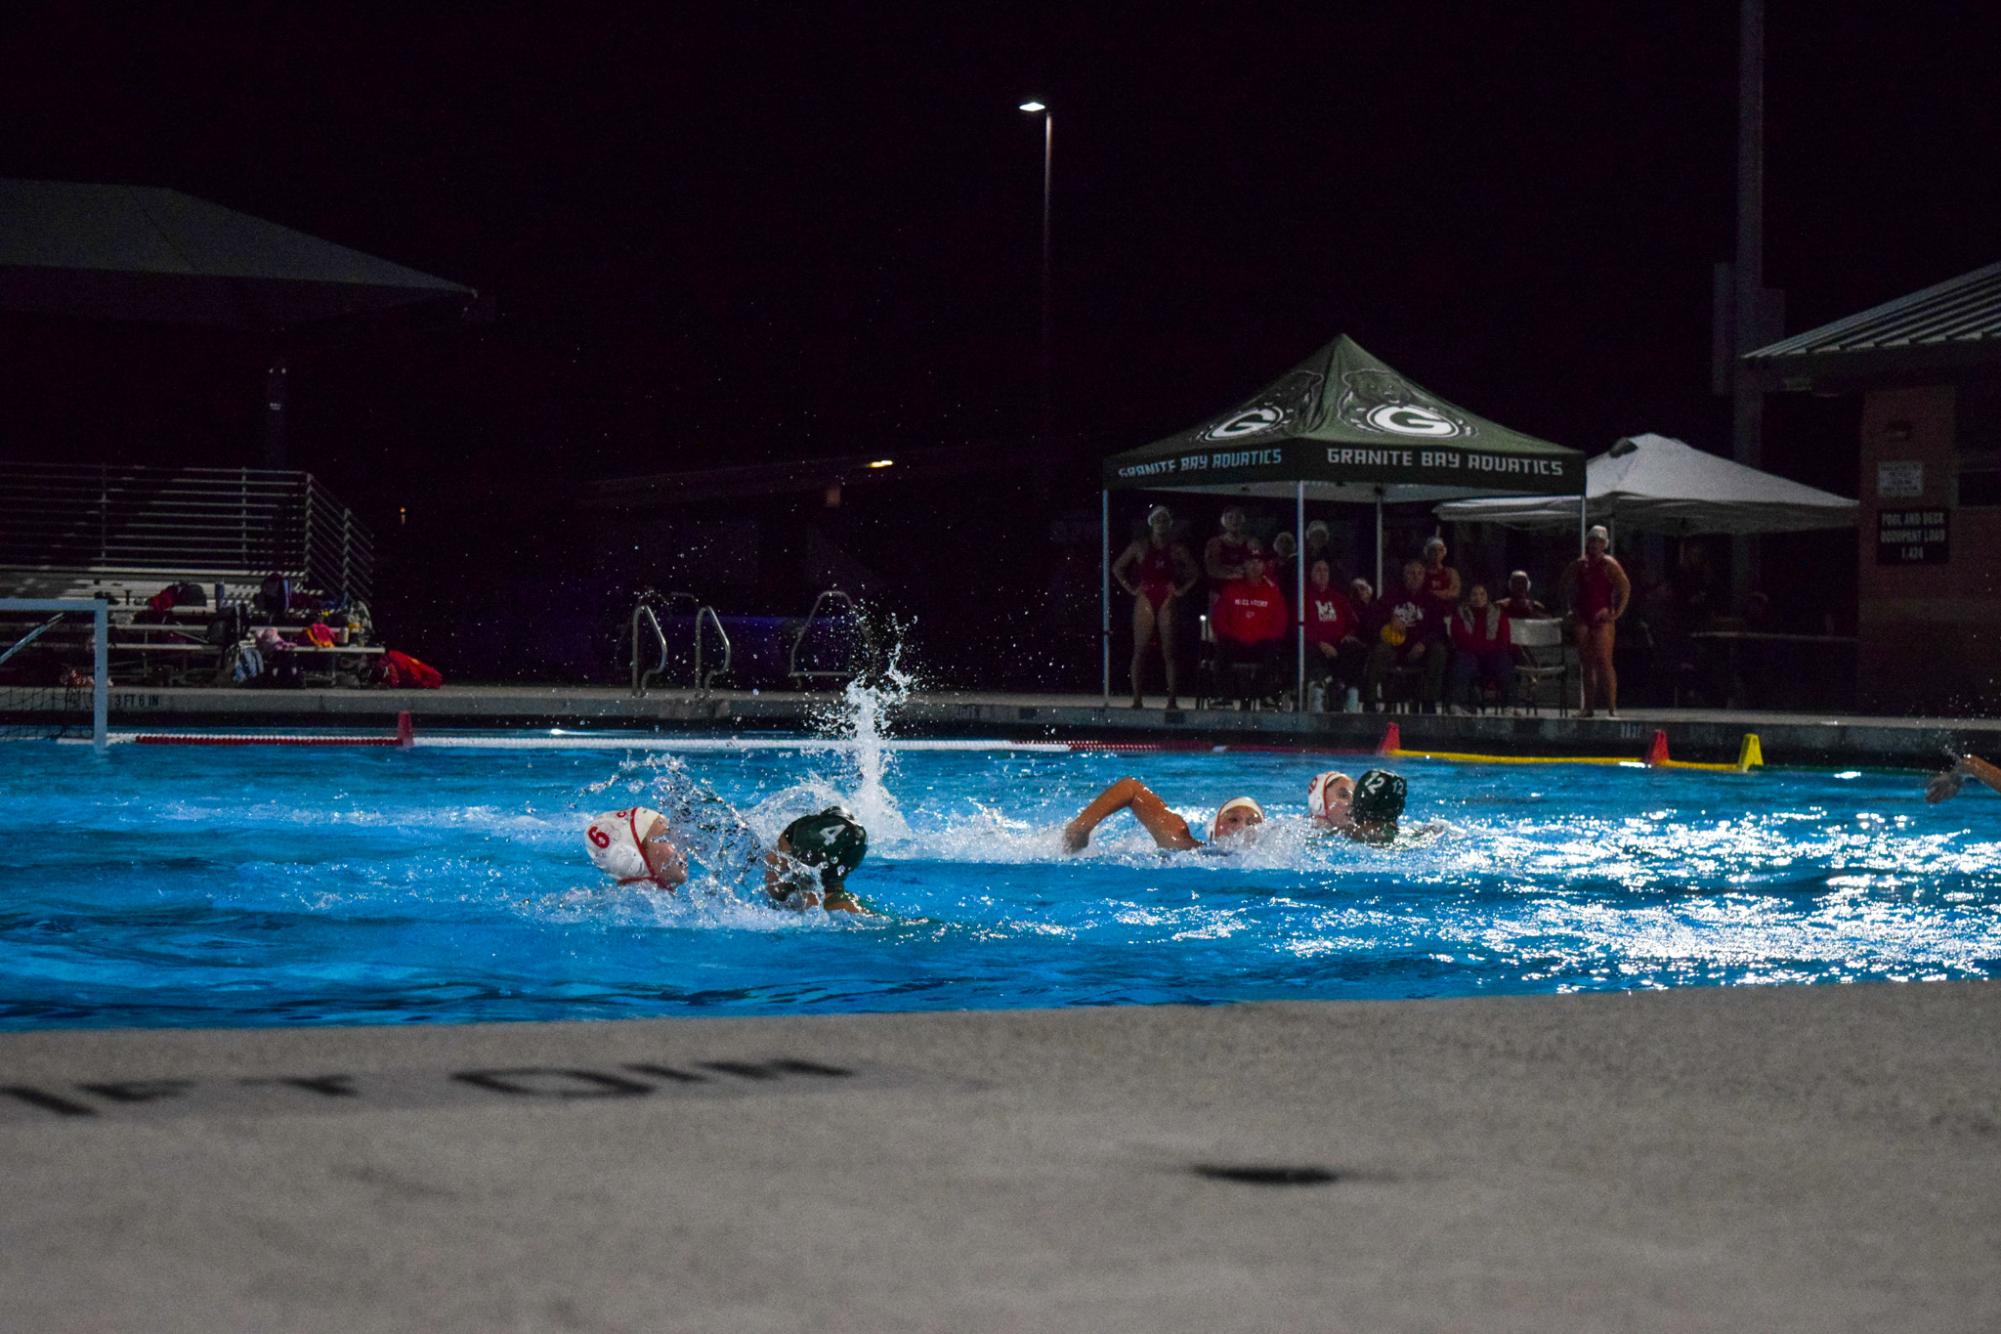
<box><xmin>1375</xmin><ymin>724</ymin><xmax>1762</xmax><ymax>773</ymax></box>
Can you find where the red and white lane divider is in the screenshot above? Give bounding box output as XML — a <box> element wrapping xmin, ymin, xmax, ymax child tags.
<box><xmin>124</xmin><ymin>713</ymin><xmax>417</xmax><ymax>748</ymax></box>
<box><xmin>108</xmin><ymin>714</ymin><xmax>1402</xmax><ymax>756</ymax></box>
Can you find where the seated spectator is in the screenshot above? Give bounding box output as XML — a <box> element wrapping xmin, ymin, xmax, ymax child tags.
<box><xmin>1212</xmin><ymin>549</ymin><xmax>1289</xmax><ymax>706</ymax></box>
<box><xmin>1447</xmin><ymin>582</ymin><xmax>1515</xmax><ymax>712</ymax></box>
<box><xmin>1365</xmin><ymin>560</ymin><xmax>1448</xmax><ymax>712</ymax></box>
<box><xmin>1303</xmin><ymin>559</ymin><xmax>1367</xmax><ymax>708</ymax></box>
<box><xmin>1421</xmin><ymin>536</ymin><xmax>1463</xmax><ymax>605</ymax></box>
<box><xmin>1499</xmin><ymin>569</ymin><xmax>1548</xmax><ymax>618</ymax></box>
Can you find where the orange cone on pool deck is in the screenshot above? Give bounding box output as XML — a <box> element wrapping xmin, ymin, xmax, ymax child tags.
<box><xmin>396</xmin><ymin>711</ymin><xmax>414</xmax><ymax>749</ymax></box>
<box><xmin>1646</xmin><ymin>729</ymin><xmax>1670</xmax><ymax>767</ymax></box>
<box><xmin>1377</xmin><ymin>722</ymin><xmax>1401</xmax><ymax>756</ymax></box>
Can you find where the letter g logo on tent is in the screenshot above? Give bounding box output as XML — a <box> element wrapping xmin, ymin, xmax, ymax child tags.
<box><xmin>1364</xmin><ymin>404</ymin><xmax>1466</xmax><ymax>438</ymax></box>
<box><xmin>1204</xmin><ymin>407</ymin><xmax>1283</xmax><ymax>440</ymax></box>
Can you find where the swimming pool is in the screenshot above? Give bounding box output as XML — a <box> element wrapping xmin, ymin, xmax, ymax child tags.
<box><xmin>2</xmin><ymin>733</ymin><xmax>1997</xmax><ymax>1030</ymax></box>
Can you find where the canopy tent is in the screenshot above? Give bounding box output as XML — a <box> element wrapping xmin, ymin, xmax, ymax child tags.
<box><xmin>0</xmin><ymin>179</ymin><xmax>477</xmax><ymax>330</ymax></box>
<box><xmin>1432</xmin><ymin>432</ymin><xmax>1859</xmax><ymax>535</ymax></box>
<box><xmin>1098</xmin><ymin>335</ymin><xmax>1585</xmax><ymax>707</ymax></box>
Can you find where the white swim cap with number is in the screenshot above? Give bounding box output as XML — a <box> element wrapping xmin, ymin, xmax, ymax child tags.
<box><xmin>585</xmin><ymin>808</ymin><xmax>666</xmax><ymax>882</ymax></box>
<box><xmin>1306</xmin><ymin>771</ymin><xmax>1353</xmax><ymax>823</ymax></box>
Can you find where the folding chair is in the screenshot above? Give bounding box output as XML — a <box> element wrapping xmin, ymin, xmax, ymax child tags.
<box><xmin>1509</xmin><ymin>617</ymin><xmax>1571</xmax><ymax>717</ymax></box>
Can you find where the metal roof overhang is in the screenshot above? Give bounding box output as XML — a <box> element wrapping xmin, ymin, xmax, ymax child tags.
<box><xmin>1744</xmin><ymin>338</ymin><xmax>2001</xmax><ymax>392</ymax></box>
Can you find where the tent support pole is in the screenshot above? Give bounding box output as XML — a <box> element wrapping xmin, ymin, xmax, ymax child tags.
<box><xmin>1374</xmin><ymin>490</ymin><xmax>1384</xmax><ymax>591</ymax></box>
<box><xmin>1295</xmin><ymin>483</ymin><xmax>1306</xmax><ymax>713</ymax></box>
<box><xmin>1100</xmin><ymin>489</ymin><xmax>1111</xmax><ymax>708</ymax></box>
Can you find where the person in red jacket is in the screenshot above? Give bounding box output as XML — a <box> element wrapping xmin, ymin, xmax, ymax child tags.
<box><xmin>1446</xmin><ymin>582</ymin><xmax>1514</xmax><ymax>712</ymax></box>
<box><xmin>1303</xmin><ymin>558</ymin><xmax>1366</xmax><ymax>708</ymax></box>
<box><xmin>1211</xmin><ymin>549</ymin><xmax>1288</xmax><ymax>706</ymax></box>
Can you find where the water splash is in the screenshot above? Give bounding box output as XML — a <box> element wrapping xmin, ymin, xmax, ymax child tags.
<box><xmin>807</xmin><ymin>612</ymin><xmax>918</xmax><ymax>843</ymax></box>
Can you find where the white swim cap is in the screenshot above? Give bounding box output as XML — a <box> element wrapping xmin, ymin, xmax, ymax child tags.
<box><xmin>585</xmin><ymin>808</ymin><xmax>666</xmax><ymax>882</ymax></box>
<box><xmin>1215</xmin><ymin>796</ymin><xmax>1265</xmax><ymax>822</ymax></box>
<box><xmin>1306</xmin><ymin>771</ymin><xmax>1353</xmax><ymax>823</ymax></box>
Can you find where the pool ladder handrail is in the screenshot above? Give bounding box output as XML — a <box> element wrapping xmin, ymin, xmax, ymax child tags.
<box><xmin>787</xmin><ymin>588</ymin><xmax>875</xmax><ymax>689</ymax></box>
<box><xmin>630</xmin><ymin>591</ymin><xmax>732</xmax><ymax>696</ymax></box>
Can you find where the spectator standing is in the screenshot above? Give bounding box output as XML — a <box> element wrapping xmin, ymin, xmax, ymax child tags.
<box><xmin>1365</xmin><ymin>559</ymin><xmax>1448</xmax><ymax>711</ymax></box>
<box><xmin>1303</xmin><ymin>559</ymin><xmax>1367</xmax><ymax>709</ymax></box>
<box><xmin>1269</xmin><ymin>530</ymin><xmax>1299</xmax><ymax>596</ymax></box>
<box><xmin>1301</xmin><ymin>520</ymin><xmax>1342</xmax><ymax>584</ymax></box>
<box><xmin>1204</xmin><ymin>506</ymin><xmax>1254</xmax><ymax>605</ymax></box>
<box><xmin>1212</xmin><ymin>549</ymin><xmax>1289</xmax><ymax>707</ymax></box>
<box><xmin>1559</xmin><ymin>524</ymin><xmax>1633</xmax><ymax>718</ymax></box>
<box><xmin>1420</xmin><ymin>535</ymin><xmax>1463</xmax><ymax>604</ymax></box>
<box><xmin>1447</xmin><ymin>582</ymin><xmax>1514</xmax><ymax>712</ymax></box>
<box><xmin>1111</xmin><ymin>505</ymin><xmax>1199</xmax><ymax>709</ymax></box>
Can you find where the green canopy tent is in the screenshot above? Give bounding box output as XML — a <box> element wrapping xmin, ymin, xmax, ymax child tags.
<box><xmin>1099</xmin><ymin>335</ymin><xmax>1585</xmax><ymax>708</ymax></box>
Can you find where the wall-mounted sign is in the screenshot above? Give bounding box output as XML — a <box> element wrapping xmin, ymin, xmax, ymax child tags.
<box><xmin>1877</xmin><ymin>508</ymin><xmax>1949</xmax><ymax>564</ymax></box>
<box><xmin>1877</xmin><ymin>460</ymin><xmax>1924</xmax><ymax>499</ymax></box>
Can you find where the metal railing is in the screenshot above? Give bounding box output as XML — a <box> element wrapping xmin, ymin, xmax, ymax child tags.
<box><xmin>788</xmin><ymin>589</ymin><xmax>875</xmax><ymax>688</ymax></box>
<box><xmin>629</xmin><ymin>591</ymin><xmax>732</xmax><ymax>695</ymax></box>
<box><xmin>0</xmin><ymin>462</ymin><xmax>374</xmax><ymax>601</ymax></box>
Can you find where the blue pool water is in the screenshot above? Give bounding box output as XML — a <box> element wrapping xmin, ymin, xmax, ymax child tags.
<box><xmin>1</xmin><ymin>736</ymin><xmax>1997</xmax><ymax>1030</ymax></box>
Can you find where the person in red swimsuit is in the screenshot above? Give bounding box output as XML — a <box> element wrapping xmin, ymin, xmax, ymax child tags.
<box><xmin>1112</xmin><ymin>505</ymin><xmax>1199</xmax><ymax>708</ymax></box>
<box><xmin>1560</xmin><ymin>524</ymin><xmax>1633</xmax><ymax>718</ymax></box>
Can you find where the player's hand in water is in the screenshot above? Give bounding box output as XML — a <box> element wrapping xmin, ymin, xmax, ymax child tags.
<box><xmin>1927</xmin><ymin>761</ymin><xmax>1968</xmax><ymax>804</ymax></box>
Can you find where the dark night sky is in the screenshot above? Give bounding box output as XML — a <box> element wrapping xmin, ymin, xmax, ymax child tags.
<box><xmin>7</xmin><ymin>2</ymin><xmax>1996</xmax><ymax>480</ymax></box>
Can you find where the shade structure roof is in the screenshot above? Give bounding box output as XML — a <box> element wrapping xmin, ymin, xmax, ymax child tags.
<box><xmin>0</xmin><ymin>178</ymin><xmax>476</xmax><ymax>330</ymax></box>
<box><xmin>1433</xmin><ymin>432</ymin><xmax>1858</xmax><ymax>535</ymax></box>
<box><xmin>1103</xmin><ymin>334</ymin><xmax>1584</xmax><ymax>504</ymax></box>
<box><xmin>1744</xmin><ymin>260</ymin><xmax>2001</xmax><ymax>388</ymax></box>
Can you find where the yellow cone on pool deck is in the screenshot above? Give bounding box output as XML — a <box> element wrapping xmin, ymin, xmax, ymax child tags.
<box><xmin>1737</xmin><ymin>732</ymin><xmax>1764</xmax><ymax>771</ymax></box>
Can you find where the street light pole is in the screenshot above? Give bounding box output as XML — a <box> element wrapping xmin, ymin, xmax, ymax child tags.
<box><xmin>1020</xmin><ymin>102</ymin><xmax>1053</xmax><ymax>445</ymax></box>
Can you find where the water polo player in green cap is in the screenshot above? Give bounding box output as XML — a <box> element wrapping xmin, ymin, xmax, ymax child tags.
<box><xmin>764</xmin><ymin>806</ymin><xmax>871</xmax><ymax>913</ymax></box>
<box><xmin>585</xmin><ymin>800</ymin><xmax>870</xmax><ymax>914</ymax></box>
<box><xmin>1305</xmin><ymin>767</ymin><xmax>1407</xmax><ymax>844</ymax></box>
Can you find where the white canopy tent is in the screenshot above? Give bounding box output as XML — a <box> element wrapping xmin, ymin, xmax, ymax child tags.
<box><xmin>1433</xmin><ymin>433</ymin><xmax>1859</xmax><ymax>535</ymax></box>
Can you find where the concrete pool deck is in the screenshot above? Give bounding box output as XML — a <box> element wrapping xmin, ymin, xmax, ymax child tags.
<box><xmin>3</xmin><ymin>983</ymin><xmax>1997</xmax><ymax>1331</ymax></box>
<box><xmin>60</xmin><ymin>682</ymin><xmax>2001</xmax><ymax>767</ymax></box>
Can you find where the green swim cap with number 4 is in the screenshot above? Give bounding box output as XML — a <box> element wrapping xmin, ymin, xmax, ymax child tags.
<box><xmin>781</xmin><ymin>807</ymin><xmax>869</xmax><ymax>889</ymax></box>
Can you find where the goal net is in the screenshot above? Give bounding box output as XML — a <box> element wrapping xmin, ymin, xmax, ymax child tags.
<box><xmin>0</xmin><ymin>599</ymin><xmax>108</xmax><ymax>749</ymax></box>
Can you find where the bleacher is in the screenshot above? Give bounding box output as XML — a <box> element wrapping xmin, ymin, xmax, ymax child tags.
<box><xmin>0</xmin><ymin>462</ymin><xmax>382</xmax><ymax>687</ymax></box>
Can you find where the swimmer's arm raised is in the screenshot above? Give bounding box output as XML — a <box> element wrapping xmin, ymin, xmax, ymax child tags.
<box><xmin>1063</xmin><ymin>777</ymin><xmax>1200</xmax><ymax>853</ymax></box>
<box><xmin>1927</xmin><ymin>753</ymin><xmax>2001</xmax><ymax>803</ymax></box>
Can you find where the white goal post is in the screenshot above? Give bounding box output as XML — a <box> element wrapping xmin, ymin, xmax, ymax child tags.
<box><xmin>0</xmin><ymin>598</ymin><xmax>108</xmax><ymax>750</ymax></box>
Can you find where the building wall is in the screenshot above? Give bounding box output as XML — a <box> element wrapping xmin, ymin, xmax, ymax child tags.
<box><xmin>1856</xmin><ymin>384</ymin><xmax>2001</xmax><ymax>713</ymax></box>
